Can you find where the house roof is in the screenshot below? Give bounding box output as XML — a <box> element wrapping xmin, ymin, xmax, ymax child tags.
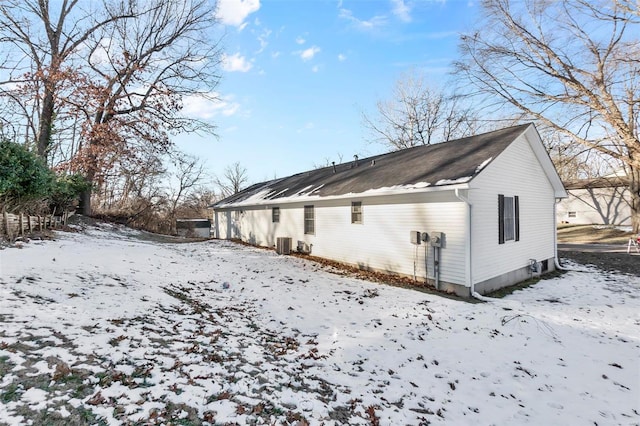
<box><xmin>213</xmin><ymin>124</ymin><xmax>546</xmax><ymax>208</ymax></box>
<box><xmin>564</xmin><ymin>176</ymin><xmax>629</xmax><ymax>190</ymax></box>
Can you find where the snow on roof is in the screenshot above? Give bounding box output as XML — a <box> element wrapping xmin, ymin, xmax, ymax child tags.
<box><xmin>213</xmin><ymin>124</ymin><xmax>531</xmax><ymax>209</ymax></box>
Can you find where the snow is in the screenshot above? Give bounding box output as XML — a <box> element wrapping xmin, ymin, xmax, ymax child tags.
<box><xmin>215</xmin><ymin>182</ymin><xmax>450</xmax><ymax>208</ymax></box>
<box><xmin>435</xmin><ymin>176</ymin><xmax>473</xmax><ymax>186</ymax></box>
<box><xmin>475</xmin><ymin>157</ymin><xmax>493</xmax><ymax>173</ymax></box>
<box><xmin>0</xmin><ymin>223</ymin><xmax>639</xmax><ymax>425</ymax></box>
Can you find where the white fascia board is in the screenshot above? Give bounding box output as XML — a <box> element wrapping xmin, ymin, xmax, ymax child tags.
<box><xmin>212</xmin><ymin>182</ymin><xmax>471</xmax><ymax>210</ymax></box>
<box><xmin>523</xmin><ymin>125</ymin><xmax>568</xmax><ymax>199</ymax></box>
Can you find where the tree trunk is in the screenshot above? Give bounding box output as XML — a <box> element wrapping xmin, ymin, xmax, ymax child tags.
<box><xmin>37</xmin><ymin>88</ymin><xmax>56</xmax><ymax>159</ymax></box>
<box><xmin>629</xmin><ymin>165</ymin><xmax>640</xmax><ymax>234</ymax></box>
<box><xmin>79</xmin><ymin>169</ymin><xmax>95</xmax><ymax>216</ymax></box>
<box><xmin>79</xmin><ymin>187</ymin><xmax>92</xmax><ymax>216</ymax></box>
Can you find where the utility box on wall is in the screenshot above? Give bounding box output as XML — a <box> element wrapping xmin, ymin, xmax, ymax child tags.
<box><xmin>410</xmin><ymin>231</ymin><xmax>422</xmax><ymax>245</ymax></box>
<box><xmin>430</xmin><ymin>232</ymin><xmax>445</xmax><ymax>248</ymax></box>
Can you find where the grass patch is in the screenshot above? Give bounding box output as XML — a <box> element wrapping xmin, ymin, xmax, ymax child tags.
<box><xmin>485</xmin><ymin>269</ymin><xmax>565</xmax><ymax>299</ymax></box>
<box><xmin>557</xmin><ymin>224</ymin><xmax>632</xmax><ymax>244</ymax></box>
<box><xmin>1</xmin><ymin>383</ymin><xmax>22</xmax><ymax>403</ymax></box>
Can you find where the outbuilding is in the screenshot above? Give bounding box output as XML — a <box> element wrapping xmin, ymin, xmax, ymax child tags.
<box><xmin>558</xmin><ymin>175</ymin><xmax>630</xmax><ymax>226</ymax></box>
<box><xmin>211</xmin><ymin>124</ymin><xmax>567</xmax><ymax>297</ymax></box>
<box><xmin>175</xmin><ymin>218</ymin><xmax>211</xmax><ymax>238</ymax></box>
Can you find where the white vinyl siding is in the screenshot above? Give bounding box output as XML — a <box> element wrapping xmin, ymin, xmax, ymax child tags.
<box><xmin>310</xmin><ymin>194</ymin><xmax>466</xmax><ymax>285</ymax></box>
<box><xmin>214</xmin><ymin>192</ymin><xmax>467</xmax><ymax>286</ymax></box>
<box><xmin>470</xmin><ymin>131</ymin><xmax>556</xmax><ymax>284</ymax></box>
<box><xmin>557</xmin><ymin>187</ymin><xmax>631</xmax><ymax>226</ymax></box>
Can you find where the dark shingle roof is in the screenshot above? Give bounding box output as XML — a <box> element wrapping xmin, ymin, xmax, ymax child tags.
<box><xmin>213</xmin><ymin>124</ymin><xmax>532</xmax><ymax>208</ymax></box>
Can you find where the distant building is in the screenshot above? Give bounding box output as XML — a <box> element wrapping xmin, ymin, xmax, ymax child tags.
<box><xmin>558</xmin><ymin>175</ymin><xmax>630</xmax><ymax>226</ymax></box>
<box><xmin>211</xmin><ymin>124</ymin><xmax>567</xmax><ymax>297</ymax></box>
<box><xmin>176</xmin><ymin>219</ymin><xmax>211</xmax><ymax>238</ymax></box>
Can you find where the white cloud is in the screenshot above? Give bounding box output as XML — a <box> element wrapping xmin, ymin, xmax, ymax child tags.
<box><xmin>338</xmin><ymin>53</ymin><xmax>347</xmax><ymax>61</ymax></box>
<box><xmin>299</xmin><ymin>46</ymin><xmax>320</xmax><ymax>61</ymax></box>
<box><xmin>272</xmin><ymin>51</ymin><xmax>281</xmax><ymax>59</ymax></box>
<box><xmin>182</xmin><ymin>93</ymin><xmax>240</xmax><ymax>120</ymax></box>
<box><xmin>295</xmin><ymin>36</ymin><xmax>306</xmax><ymax>45</ymax></box>
<box><xmin>338</xmin><ymin>8</ymin><xmax>387</xmax><ymax>30</ymax></box>
<box><xmin>311</xmin><ymin>65</ymin><xmax>320</xmax><ymax>73</ymax></box>
<box><xmin>216</xmin><ymin>0</ymin><xmax>260</xmax><ymax>28</ymax></box>
<box><xmin>222</xmin><ymin>53</ymin><xmax>253</xmax><ymax>72</ymax></box>
<box><xmin>256</xmin><ymin>28</ymin><xmax>271</xmax><ymax>53</ymax></box>
<box><xmin>391</xmin><ymin>0</ymin><xmax>412</xmax><ymax>22</ymax></box>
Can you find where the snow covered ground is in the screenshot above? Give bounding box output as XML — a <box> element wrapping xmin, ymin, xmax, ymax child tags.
<box><xmin>0</xmin><ymin>223</ymin><xmax>638</xmax><ymax>425</ymax></box>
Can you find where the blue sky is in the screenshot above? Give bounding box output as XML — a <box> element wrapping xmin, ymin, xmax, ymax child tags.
<box><xmin>179</xmin><ymin>0</ymin><xmax>477</xmax><ymax>185</ymax></box>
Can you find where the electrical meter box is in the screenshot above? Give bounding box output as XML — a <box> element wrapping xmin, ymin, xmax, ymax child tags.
<box><xmin>430</xmin><ymin>232</ymin><xmax>444</xmax><ymax>248</ymax></box>
<box><xmin>410</xmin><ymin>231</ymin><xmax>422</xmax><ymax>245</ymax></box>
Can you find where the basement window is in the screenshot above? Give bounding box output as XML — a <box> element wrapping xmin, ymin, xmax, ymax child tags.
<box><xmin>351</xmin><ymin>201</ymin><xmax>362</xmax><ymax>224</ymax></box>
<box><xmin>304</xmin><ymin>205</ymin><xmax>315</xmax><ymax>235</ymax></box>
<box><xmin>498</xmin><ymin>194</ymin><xmax>520</xmax><ymax>244</ymax></box>
<box><xmin>272</xmin><ymin>207</ymin><xmax>280</xmax><ymax>223</ymax></box>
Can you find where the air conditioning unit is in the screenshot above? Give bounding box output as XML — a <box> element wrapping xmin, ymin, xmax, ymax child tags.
<box><xmin>276</xmin><ymin>237</ymin><xmax>292</xmax><ymax>255</ymax></box>
<box><xmin>297</xmin><ymin>241</ymin><xmax>312</xmax><ymax>254</ymax></box>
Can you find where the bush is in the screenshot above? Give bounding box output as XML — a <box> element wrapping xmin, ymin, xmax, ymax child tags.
<box><xmin>0</xmin><ymin>140</ymin><xmax>89</xmax><ymax>214</ymax></box>
<box><xmin>49</xmin><ymin>174</ymin><xmax>91</xmax><ymax>214</ymax></box>
<box><xmin>0</xmin><ymin>140</ymin><xmax>54</xmax><ymax>211</ymax></box>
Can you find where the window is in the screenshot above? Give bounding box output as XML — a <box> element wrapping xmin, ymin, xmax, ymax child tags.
<box><xmin>351</xmin><ymin>201</ymin><xmax>362</xmax><ymax>224</ymax></box>
<box><xmin>304</xmin><ymin>205</ymin><xmax>315</xmax><ymax>234</ymax></box>
<box><xmin>498</xmin><ymin>194</ymin><xmax>519</xmax><ymax>244</ymax></box>
<box><xmin>568</xmin><ymin>211</ymin><xmax>576</xmax><ymax>218</ymax></box>
<box><xmin>272</xmin><ymin>207</ymin><xmax>280</xmax><ymax>223</ymax></box>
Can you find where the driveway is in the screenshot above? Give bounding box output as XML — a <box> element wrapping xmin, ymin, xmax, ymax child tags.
<box><xmin>558</xmin><ymin>242</ymin><xmax>638</xmax><ymax>254</ymax></box>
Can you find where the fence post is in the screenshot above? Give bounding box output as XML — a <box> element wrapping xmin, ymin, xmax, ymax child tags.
<box><xmin>38</xmin><ymin>215</ymin><xmax>42</xmax><ymax>231</ymax></box>
<box><xmin>19</xmin><ymin>213</ymin><xmax>24</xmax><ymax>236</ymax></box>
<box><xmin>3</xmin><ymin>212</ymin><xmax>11</xmax><ymax>240</ymax></box>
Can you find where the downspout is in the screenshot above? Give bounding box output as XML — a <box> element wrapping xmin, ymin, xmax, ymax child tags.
<box><xmin>554</xmin><ymin>198</ymin><xmax>564</xmax><ymax>271</ymax></box>
<box><xmin>454</xmin><ymin>189</ymin><xmax>474</xmax><ymax>296</ymax></box>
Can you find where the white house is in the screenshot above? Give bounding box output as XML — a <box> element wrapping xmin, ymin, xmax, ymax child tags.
<box><xmin>211</xmin><ymin>124</ymin><xmax>567</xmax><ymax>297</ymax></box>
<box><xmin>558</xmin><ymin>176</ymin><xmax>630</xmax><ymax>226</ymax></box>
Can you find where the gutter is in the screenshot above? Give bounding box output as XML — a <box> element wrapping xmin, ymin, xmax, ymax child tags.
<box><xmin>454</xmin><ymin>188</ymin><xmax>475</xmax><ymax>297</ymax></box>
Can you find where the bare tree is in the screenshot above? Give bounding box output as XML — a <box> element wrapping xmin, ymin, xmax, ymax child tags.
<box><xmin>456</xmin><ymin>0</ymin><xmax>640</xmax><ymax>231</ymax></box>
<box><xmin>0</xmin><ymin>0</ymin><xmax>222</xmax><ymax>215</ymax></box>
<box><xmin>215</xmin><ymin>162</ymin><xmax>249</xmax><ymax>198</ymax></box>
<box><xmin>363</xmin><ymin>70</ymin><xmax>477</xmax><ymax>151</ymax></box>
<box><xmin>0</xmin><ymin>0</ymin><xmax>131</xmax><ymax>158</ymax></box>
<box><xmin>72</xmin><ymin>0</ymin><xmax>221</xmax><ymax>215</ymax></box>
<box><xmin>167</xmin><ymin>153</ymin><xmax>206</xmax><ymax>233</ymax></box>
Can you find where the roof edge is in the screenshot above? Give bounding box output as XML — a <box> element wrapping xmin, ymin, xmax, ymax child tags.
<box><xmin>212</xmin><ymin>182</ymin><xmax>471</xmax><ymax>209</ymax></box>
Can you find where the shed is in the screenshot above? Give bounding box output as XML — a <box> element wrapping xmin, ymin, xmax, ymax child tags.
<box><xmin>211</xmin><ymin>124</ymin><xmax>567</xmax><ymax>297</ymax></box>
<box><xmin>176</xmin><ymin>218</ymin><xmax>211</xmax><ymax>238</ymax></box>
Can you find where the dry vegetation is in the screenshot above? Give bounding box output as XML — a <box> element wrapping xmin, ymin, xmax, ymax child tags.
<box><xmin>557</xmin><ymin>224</ymin><xmax>633</xmax><ymax>245</ymax></box>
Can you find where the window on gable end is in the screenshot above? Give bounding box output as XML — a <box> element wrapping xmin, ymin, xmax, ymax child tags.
<box><xmin>499</xmin><ymin>194</ymin><xmax>519</xmax><ymax>244</ymax></box>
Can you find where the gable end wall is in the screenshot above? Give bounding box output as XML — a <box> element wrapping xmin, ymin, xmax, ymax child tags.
<box><xmin>469</xmin><ymin>132</ymin><xmax>557</xmax><ymax>285</ymax></box>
